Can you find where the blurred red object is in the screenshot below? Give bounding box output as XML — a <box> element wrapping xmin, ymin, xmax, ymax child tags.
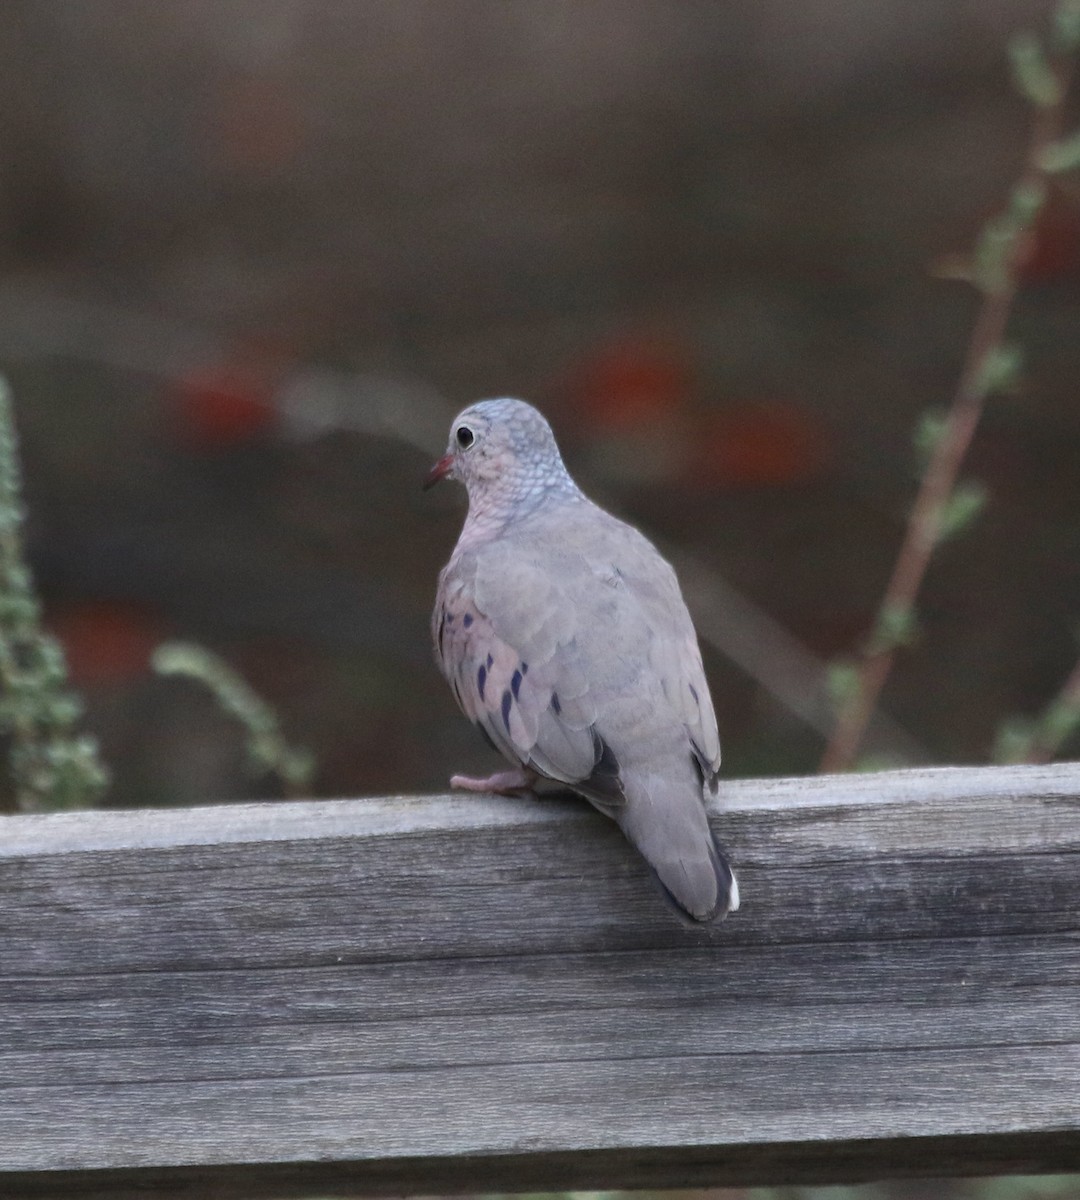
<box><xmin>574</xmin><ymin>336</ymin><xmax>691</xmax><ymax>430</ymax></box>
<box><xmin>49</xmin><ymin>602</ymin><xmax>165</xmax><ymax>688</ymax></box>
<box><xmin>689</xmin><ymin>401</ymin><xmax>829</xmax><ymax>489</ymax></box>
<box><xmin>173</xmin><ymin>369</ymin><xmax>276</xmax><ymax>448</ymax></box>
<box><xmin>1019</xmin><ymin>186</ymin><xmax>1080</xmax><ymax>283</ymax></box>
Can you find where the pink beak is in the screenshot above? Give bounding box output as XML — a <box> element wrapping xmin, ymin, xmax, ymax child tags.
<box><xmin>423</xmin><ymin>452</ymin><xmax>454</xmax><ymax>491</ymax></box>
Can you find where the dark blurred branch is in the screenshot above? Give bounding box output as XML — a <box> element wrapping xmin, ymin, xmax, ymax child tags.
<box><xmin>820</xmin><ymin>10</ymin><xmax>1079</xmax><ymax>774</ymax></box>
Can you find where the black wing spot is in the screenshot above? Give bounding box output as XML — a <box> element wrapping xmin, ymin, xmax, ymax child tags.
<box><xmin>501</xmin><ymin>689</ymin><xmax>513</xmax><ymax>733</ymax></box>
<box><xmin>688</xmin><ymin>682</ymin><xmax>699</xmax><ymax>704</ymax></box>
<box><xmin>690</xmin><ymin>738</ymin><xmax>720</xmax><ymax>795</ymax></box>
<box><xmin>463</xmin><ymin>612</ymin><xmax>473</xmax><ymax>628</ymax></box>
<box><xmin>511</xmin><ymin>669</ymin><xmax>523</xmax><ymax>699</ymax></box>
<box><xmin>584</xmin><ymin>729</ymin><xmax>625</xmax><ymax>805</ymax></box>
<box><xmin>487</xmin><ymin>653</ymin><xmax>494</xmax><ymax>669</ymax></box>
<box><xmin>477</xmin><ymin>664</ymin><xmax>487</xmax><ymax>700</ymax></box>
<box><xmin>550</xmin><ymin>692</ymin><xmax>561</xmax><ymax>715</ymax></box>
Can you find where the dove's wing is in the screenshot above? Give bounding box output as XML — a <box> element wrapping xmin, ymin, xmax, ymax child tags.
<box><xmin>434</xmin><ymin>547</ymin><xmax>621</xmax><ymax>808</ymax></box>
<box><xmin>434</xmin><ymin>503</ymin><xmax>719</xmax><ymax>808</ymax></box>
<box><xmin>607</xmin><ymin>523</ymin><xmax>722</xmax><ymax>789</ymax></box>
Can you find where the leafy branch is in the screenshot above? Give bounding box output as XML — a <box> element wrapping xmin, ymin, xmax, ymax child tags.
<box><xmin>152</xmin><ymin>642</ymin><xmax>314</xmax><ymax>796</ymax></box>
<box><xmin>0</xmin><ymin>377</ymin><xmax>314</xmax><ymax>809</ymax></box>
<box><xmin>995</xmin><ymin>642</ymin><xmax>1080</xmax><ymax>764</ymax></box>
<box><xmin>0</xmin><ymin>377</ymin><xmax>109</xmax><ymax>811</ymax></box>
<box><xmin>820</xmin><ymin>2</ymin><xmax>1080</xmax><ymax>772</ymax></box>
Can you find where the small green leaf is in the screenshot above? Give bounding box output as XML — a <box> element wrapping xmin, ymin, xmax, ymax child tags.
<box><xmin>2</xmin><ymin>563</ymin><xmax>34</xmax><ymax>596</ymax></box>
<box><xmin>41</xmin><ymin>692</ymin><xmax>84</xmax><ymax>729</ymax></box>
<box><xmin>1053</xmin><ymin>0</ymin><xmax>1080</xmax><ymax>51</ymax></box>
<box><xmin>1008</xmin><ymin>179</ymin><xmax>1047</xmax><ymax>224</ymax></box>
<box><xmin>975</xmin><ymin>343</ymin><xmax>1023</xmax><ymax>397</ymax></box>
<box><xmin>280</xmin><ymin>746</ymin><xmax>317</xmax><ymax>790</ymax></box>
<box><xmin>826</xmin><ymin>659</ymin><xmax>861</xmax><ymax>708</ymax></box>
<box><xmin>0</xmin><ymin>593</ymin><xmax>40</xmax><ymax>625</ymax></box>
<box><xmin>993</xmin><ymin>716</ymin><xmax>1036</xmax><ymax>764</ymax></box>
<box><xmin>36</xmin><ymin>636</ymin><xmax>69</xmax><ymax>685</ymax></box>
<box><xmin>869</xmin><ymin>603</ymin><xmax>920</xmax><ymax>653</ymax></box>
<box><xmin>913</xmin><ymin>407</ymin><xmax>949</xmax><ymax>465</ymax></box>
<box><xmin>1041</xmin><ymin>696</ymin><xmax>1080</xmax><ymax>747</ymax></box>
<box><xmin>973</xmin><ymin>214</ymin><xmax>1018</xmax><ymax>295</ymax></box>
<box><xmin>936</xmin><ymin>480</ymin><xmax>988</xmax><ymax>543</ymax></box>
<box><xmin>1039</xmin><ymin>129</ymin><xmax>1080</xmax><ymax>174</ymax></box>
<box><xmin>971</xmin><ymin>184</ymin><xmax>1046</xmax><ymax>295</ymax></box>
<box><xmin>1009</xmin><ymin>32</ymin><xmax>1065</xmax><ymax>108</ymax></box>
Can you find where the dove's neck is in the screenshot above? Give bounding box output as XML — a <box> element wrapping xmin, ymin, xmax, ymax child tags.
<box><xmin>459</xmin><ymin>472</ymin><xmax>584</xmax><ymax>548</ymax></box>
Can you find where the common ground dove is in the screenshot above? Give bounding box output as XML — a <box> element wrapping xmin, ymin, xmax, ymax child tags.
<box><xmin>425</xmin><ymin>398</ymin><xmax>738</xmax><ymax>922</ymax></box>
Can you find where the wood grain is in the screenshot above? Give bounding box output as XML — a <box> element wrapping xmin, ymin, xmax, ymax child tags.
<box><xmin>2</xmin><ymin>762</ymin><xmax>1079</xmax><ymax>1198</ymax></box>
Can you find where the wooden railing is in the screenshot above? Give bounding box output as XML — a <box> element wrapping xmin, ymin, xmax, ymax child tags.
<box><xmin>2</xmin><ymin>762</ymin><xmax>1079</xmax><ymax>1199</ymax></box>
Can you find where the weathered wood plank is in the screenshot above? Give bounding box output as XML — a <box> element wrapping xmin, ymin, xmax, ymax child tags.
<box><xmin>1</xmin><ymin>762</ymin><xmax>1079</xmax><ymax>1198</ymax></box>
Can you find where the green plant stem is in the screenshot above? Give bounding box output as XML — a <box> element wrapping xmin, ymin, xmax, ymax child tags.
<box><xmin>819</xmin><ymin>48</ymin><xmax>1073</xmax><ymax>774</ymax></box>
<box><xmin>1022</xmin><ymin>655</ymin><xmax>1080</xmax><ymax>762</ymax></box>
<box><xmin>152</xmin><ymin>641</ymin><xmax>314</xmax><ymax>797</ymax></box>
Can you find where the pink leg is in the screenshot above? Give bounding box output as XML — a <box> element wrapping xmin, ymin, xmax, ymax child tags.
<box><xmin>450</xmin><ymin>767</ymin><xmax>537</xmax><ymax>795</ymax></box>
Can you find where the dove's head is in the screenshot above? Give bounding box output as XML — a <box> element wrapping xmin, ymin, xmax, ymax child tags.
<box><xmin>424</xmin><ymin>398</ymin><xmax>579</xmax><ymax>513</ymax></box>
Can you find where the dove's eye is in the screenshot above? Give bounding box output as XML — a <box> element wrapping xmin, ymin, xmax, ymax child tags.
<box><xmin>456</xmin><ymin>426</ymin><xmax>475</xmax><ymax>450</ymax></box>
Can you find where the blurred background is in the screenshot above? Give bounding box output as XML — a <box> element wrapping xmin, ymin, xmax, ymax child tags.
<box><xmin>1</xmin><ymin>0</ymin><xmax>1080</xmax><ymax>811</ymax></box>
<box><xmin>4</xmin><ymin>6</ymin><xmax>1080</xmax><ymax>1200</ymax></box>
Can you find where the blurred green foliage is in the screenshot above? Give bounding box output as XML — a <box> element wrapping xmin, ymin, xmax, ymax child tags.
<box><xmin>0</xmin><ymin>377</ymin><xmax>108</xmax><ymax>811</ymax></box>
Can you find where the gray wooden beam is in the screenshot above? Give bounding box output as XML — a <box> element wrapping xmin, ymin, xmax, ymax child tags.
<box><xmin>2</xmin><ymin>763</ymin><xmax>1079</xmax><ymax>1198</ymax></box>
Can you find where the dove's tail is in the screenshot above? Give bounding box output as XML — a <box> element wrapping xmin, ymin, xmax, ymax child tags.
<box><xmin>616</xmin><ymin>777</ymin><xmax>739</xmax><ymax>922</ymax></box>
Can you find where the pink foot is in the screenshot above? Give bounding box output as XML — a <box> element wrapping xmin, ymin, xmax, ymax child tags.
<box><xmin>450</xmin><ymin>767</ymin><xmax>536</xmax><ymax>795</ymax></box>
